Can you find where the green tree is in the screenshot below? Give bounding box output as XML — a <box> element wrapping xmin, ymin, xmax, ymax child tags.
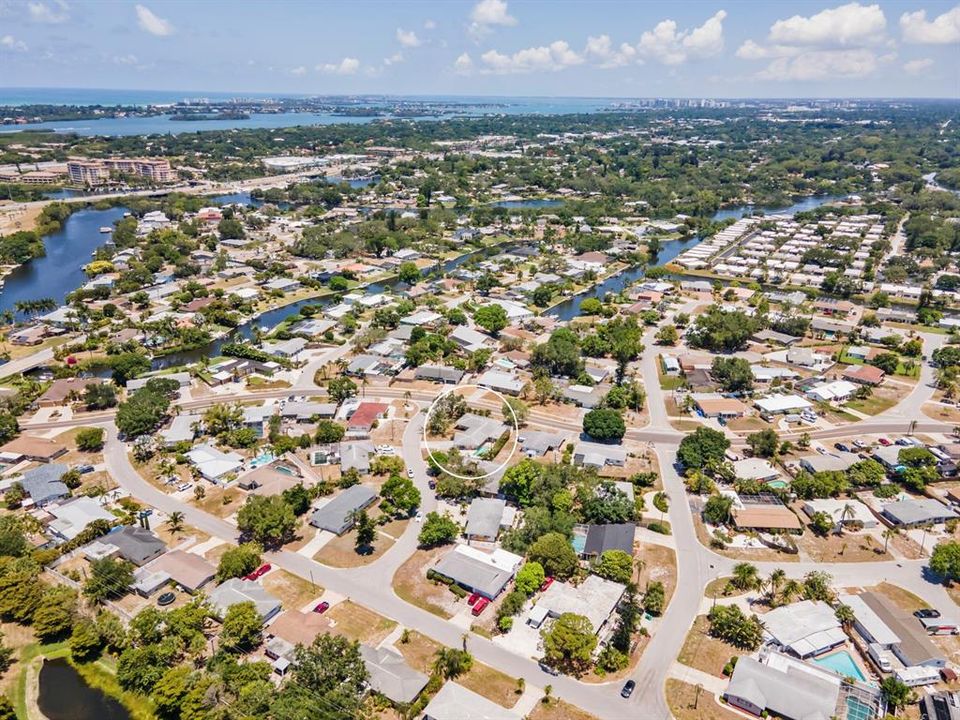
<box><xmin>930</xmin><ymin>541</ymin><xmax>960</xmax><ymax>582</ymax></box>
<box><xmin>115</xmin><ymin>386</ymin><xmax>171</xmax><ymax>437</ymax></box>
<box><xmin>380</xmin><ymin>474</ymin><xmax>421</xmax><ymax>516</ymax></box>
<box><xmin>83</xmin><ymin>383</ymin><xmax>117</xmax><ymax>410</ymax></box>
<box><xmin>707</xmin><ymin>604</ymin><xmax>764</xmax><ymax>650</ymax></box>
<box><xmin>582</xmin><ymin>408</ymin><xmax>626</xmax><ymax>441</ymax></box>
<box><xmin>502</xmin><ymin>396</ymin><xmax>529</xmax><ymax>426</ymax></box>
<box><xmin>730</xmin><ymin>562</ymin><xmax>760</xmax><ymax>591</ymax></box>
<box><xmin>498</xmin><ymin>458</ymin><xmax>543</xmax><ymax>506</ymax></box>
<box><xmin>84</xmin><ymin>557</ymin><xmax>134</xmax><ymax>603</ymax></box>
<box><xmin>594</xmin><ymin>550</ymin><xmax>634</xmax><ymax>584</ymax></box>
<box><xmin>655</xmin><ymin>324</ymin><xmax>679</xmax><ymax>346</ymax></box>
<box><xmin>433</xmin><ymin>647</ymin><xmax>474</xmax><ymax>679</ymax></box>
<box><xmin>711</xmin><ymin>356</ymin><xmax>754</xmax><ymax>393</ymax></box>
<box><xmin>0</xmin><ymin>696</ymin><xmax>14</xmax><ymax>720</ymax></box>
<box><xmin>327</xmin><ymin>377</ymin><xmax>358</xmax><ymax>403</ymax></box>
<box><xmin>418</xmin><ymin>512</ymin><xmax>460</xmax><ymax>547</ymax></box>
<box><xmin>314</xmin><ymin>420</ymin><xmax>346</xmax><ymax>444</ymax></box>
<box><xmin>746</xmin><ymin>429</ymin><xmax>779</xmax><ymax>458</ymax></box>
<box><xmin>221</xmin><ymin>601</ymin><xmax>263</xmax><ymax>652</ymax></box>
<box><xmin>278</xmin><ymin>634</ymin><xmax>368</xmax><ymax>718</ymax></box>
<box><xmin>703</xmin><ymin>494</ymin><xmax>735</xmax><ymax>525</ymax></box>
<box><xmin>514</xmin><ymin>562</ymin><xmax>546</xmax><ymax>595</ymax></box>
<box><xmin>216</xmin><ymin>543</ymin><xmax>263</xmax><ymax>582</ymax></box>
<box><xmin>881</xmin><ymin>676</ymin><xmax>915</xmax><ymax>714</ymax></box>
<box><xmin>237</xmin><ymin>495</ymin><xmax>297</xmax><ymax>548</ymax></box>
<box><xmin>0</xmin><ymin>516</ymin><xmax>28</xmax><ymax>558</ymax></box>
<box><xmin>528</xmin><ymin>532</ymin><xmax>579</xmax><ymax>580</ymax></box>
<box><xmin>397</xmin><ymin>261</ymin><xmax>421</xmax><ymax>285</ymax></box>
<box><xmin>109</xmin><ymin>353</ymin><xmax>151</xmax><ymax>386</ymax></box>
<box><xmin>75</xmin><ymin>426</ymin><xmax>105</xmax><ymax>451</ymax></box>
<box><xmin>474</xmin><ymin>305</ymin><xmax>508</xmax><ymax>335</ymax></box>
<box><xmin>643</xmin><ymin>581</ymin><xmax>666</xmax><ymax>616</ymax></box>
<box><xmin>870</xmin><ymin>352</ymin><xmax>901</xmax><ymax>375</ymax></box>
<box><xmin>32</xmin><ymin>585</ymin><xmax>77</xmax><ymax>641</ymax></box>
<box><xmin>541</xmin><ymin>613</ymin><xmax>597</xmax><ymax>673</ymax></box>
<box><xmin>353</xmin><ymin>509</ymin><xmax>376</xmax><ymax>551</ymax></box>
<box><xmin>151</xmin><ymin>665</ymin><xmax>195</xmax><ymax>720</ymax></box>
<box><xmin>69</xmin><ymin>619</ymin><xmax>104</xmax><ymax>662</ymax></box>
<box><xmin>678</xmin><ymin>427</ymin><xmax>730</xmax><ymax>469</ymax></box>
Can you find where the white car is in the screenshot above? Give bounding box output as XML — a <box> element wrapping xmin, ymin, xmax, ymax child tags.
<box><xmin>415</xmin><ymin>512</ymin><xmax>423</xmax><ymax>523</ymax></box>
<box><xmin>407</xmin><ymin>469</ymin><xmax>415</xmax><ymax>478</ymax></box>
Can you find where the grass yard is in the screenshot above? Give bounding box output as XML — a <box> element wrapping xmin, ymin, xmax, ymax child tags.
<box><xmin>326</xmin><ymin>601</ymin><xmax>396</xmax><ymax>645</ymax></box>
<box><xmin>795</xmin><ymin>531</ymin><xmax>891</xmax><ymax>563</ymax></box>
<box><xmin>193</xmin><ymin>484</ymin><xmax>245</xmax><ymax>518</ymax></box>
<box><xmin>395</xmin><ymin>631</ymin><xmax>442</xmax><ymax>675</ymax></box>
<box><xmin>528</xmin><ymin>700</ymin><xmax>599</xmax><ymax>720</ymax></box>
<box><xmin>313</xmin><ymin>513</ymin><xmax>408</xmax><ymax>568</ymax></box>
<box><xmin>666</xmin><ymin>679</ymin><xmax>743</xmax><ymax>720</ymax></box>
<box><xmin>677</xmin><ymin>615</ymin><xmax>742</xmax><ymax>677</ymax></box>
<box><xmin>458</xmin><ymin>661</ymin><xmax>521</xmax><ymax>709</ymax></box>
<box><xmin>392</xmin><ymin>547</ymin><xmax>456</xmax><ymax>619</ymax></box>
<box><xmin>246</xmin><ymin>376</ymin><xmax>291</xmax><ymax>390</ymax></box>
<box><xmin>845</xmin><ymin>394</ymin><xmax>898</xmax><ymax>415</ymax></box>
<box><xmin>870</xmin><ymin>582</ymin><xmax>929</xmax><ymax>613</ymax></box>
<box><xmin>637</xmin><ymin>543</ymin><xmax>678</xmax><ymax>609</ymax></box>
<box><xmin>261</xmin><ymin>569</ymin><xmax>322</xmax><ymax>610</ymax></box>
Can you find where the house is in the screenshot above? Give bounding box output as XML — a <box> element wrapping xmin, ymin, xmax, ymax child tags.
<box><xmin>37</xmin><ymin>377</ymin><xmax>103</xmax><ymax>407</ymax></box>
<box><xmin>309</xmin><ymin>485</ymin><xmax>377</xmax><ymax>535</ymax></box>
<box><xmin>347</xmin><ymin>402</ymin><xmax>389</xmax><ymax>434</ymax></box>
<box><xmin>843</xmin><ymin>364</ymin><xmax>886</xmax><ymax>386</ymax></box>
<box><xmin>761</xmin><ymin>600</ymin><xmax>846</xmax><ymax>658</ymax></box>
<box><xmin>20</xmin><ymin>464</ymin><xmax>70</xmax><ymax>506</ymax></box>
<box><xmin>262</xmin><ymin>337</ymin><xmax>307</xmax><ymax>358</ymax></box>
<box><xmin>281</xmin><ymin>401</ymin><xmax>337</xmax><ymax>422</ymax></box>
<box><xmin>147</xmin><ymin>550</ymin><xmax>215</xmax><ymax>593</ymax></box>
<box><xmin>476</xmin><ymin>370</ymin><xmax>525</xmax><ymax>396</ymax></box>
<box><xmin>400</xmin><ymin>310</ymin><xmax>442</xmax><ymax>327</ymax></box>
<box><xmin>465</xmin><ymin>498</ymin><xmax>509</xmax><ymax>542</ymax></box>
<box><xmin>208</xmin><ymin>579</ymin><xmax>281</xmax><ymax>623</ymax></box>
<box><xmin>694</xmin><ymin>396</ymin><xmax>748</xmax><ymax>419</ymax></box>
<box><xmin>731</xmin><ymin>496</ymin><xmax>803</xmax><ymax>532</ymax></box>
<box><xmin>754</xmin><ymin>394</ymin><xmax>813</xmax><ymax>416</ymax></box>
<box><xmin>837</xmin><ymin>593</ymin><xmax>901</xmax><ymax>648</ymax></box>
<box><xmin>450</xmin><ymin>326</ymin><xmax>493</xmax><ymax>353</ymax></box>
<box><xmin>415</xmin><ymin>366</ymin><xmax>465</xmax><ymax>385</ymax></box>
<box><xmin>573</xmin><ymin>441</ymin><xmax>627</xmax><ymax>469</ymax></box>
<box><xmin>563</xmin><ymin>384</ymin><xmax>606</xmax><ymax>409</ymax></box>
<box><xmin>881</xmin><ymin>498</ymin><xmax>958</xmax><ymax>528</ymax></box>
<box><xmin>732</xmin><ymin>458</ymin><xmax>781</xmax><ymax>483</ymax></box>
<box><xmin>806</xmin><ymin>380</ymin><xmax>858</xmax><ymax>403</ymax></box>
<box><xmin>359</xmin><ymin>645</ymin><xmax>429</xmax><ymax>705</ymax></box>
<box><xmin>454</xmin><ymin>414</ymin><xmax>506</xmax><ymax>451</ymax></box>
<box><xmin>581</xmin><ymin>523</ymin><xmax>634</xmax><ymax>558</ymax></box>
<box><xmin>422</xmin><ymin>682</ymin><xmax>523</xmax><ymax>720</ymax></box>
<box><xmin>860</xmin><ymin>591</ymin><xmax>946</xmax><ymax>667</ymax></box>
<box><xmin>921</xmin><ymin>692</ymin><xmax>960</xmax><ymax>720</ymax></box>
<box><xmin>724</xmin><ymin>655</ymin><xmax>842</xmax><ymax>720</ymax></box>
<box><xmin>338</xmin><ymin>441</ymin><xmax>374</xmax><ymax>474</ymax></box>
<box><xmin>243</xmin><ymin>405</ymin><xmax>274</xmax><ymax>438</ymax></box>
<box><xmin>185</xmin><ymin>444</ymin><xmax>243</xmax><ymax>482</ymax></box>
<box><xmin>799</xmin><ymin>452</ymin><xmax>860</xmax><ymax>474</ymax></box>
<box><xmin>527</xmin><ymin>575</ymin><xmax>626</xmax><ymax>635</ymax></box>
<box><xmin>752</xmin><ymin>329</ymin><xmax>800</xmax><ymax>346</ymax></box>
<box><xmin>160</xmin><ymin>414</ymin><xmax>197</xmax><ymax>447</ymax></box>
<box><xmin>0</xmin><ymin>435</ymin><xmax>67</xmax><ymax>463</ymax></box>
<box><xmin>432</xmin><ymin>545</ymin><xmax>522</xmax><ymax>599</ymax></box>
<box><xmin>802</xmin><ymin>499</ymin><xmax>877</xmax><ymax>529</ymax></box>
<box><xmin>126</xmin><ymin>371</ymin><xmax>192</xmax><ymax>392</ymax></box>
<box><xmin>100</xmin><ymin>526</ymin><xmax>166</xmax><ymax>566</ymax></box>
<box><xmin>46</xmin><ymin>497</ymin><xmax>115</xmax><ymax>541</ymax></box>
<box><xmin>872</xmin><ymin>444</ymin><xmax>904</xmax><ymax>470</ymax></box>
<box><xmin>519</xmin><ymin>430</ymin><xmax>564</xmax><ymax>458</ymax></box>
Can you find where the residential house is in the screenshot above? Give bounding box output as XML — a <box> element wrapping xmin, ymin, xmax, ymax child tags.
<box><xmin>359</xmin><ymin>645</ymin><xmax>430</xmax><ymax>706</ymax></box>
<box><xmin>208</xmin><ymin>579</ymin><xmax>281</xmax><ymax>623</ymax></box>
<box><xmin>432</xmin><ymin>545</ymin><xmax>522</xmax><ymax>599</ymax></box>
<box><xmin>527</xmin><ymin>575</ymin><xmax>626</xmax><ymax>635</ymax></box>
<box><xmin>422</xmin><ymin>682</ymin><xmax>523</xmax><ymax>720</ymax></box>
<box><xmin>309</xmin><ymin>485</ymin><xmax>377</xmax><ymax>535</ymax></box>
<box><xmin>20</xmin><ymin>464</ymin><xmax>70</xmax><ymax>506</ymax></box>
<box><xmin>573</xmin><ymin>441</ymin><xmax>627</xmax><ymax>469</ymax></box>
<box><xmin>465</xmin><ymin>498</ymin><xmax>511</xmax><ymax>542</ymax></box>
<box><xmin>185</xmin><ymin>444</ymin><xmax>244</xmax><ymax>482</ymax></box>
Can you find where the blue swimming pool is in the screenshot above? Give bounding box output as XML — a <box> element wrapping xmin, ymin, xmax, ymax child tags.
<box><xmin>250</xmin><ymin>452</ymin><xmax>275</xmax><ymax>469</ymax></box>
<box><xmin>813</xmin><ymin>650</ymin><xmax>865</xmax><ymax>681</ymax></box>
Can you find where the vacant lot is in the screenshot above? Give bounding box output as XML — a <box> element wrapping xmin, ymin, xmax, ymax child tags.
<box><xmin>459</xmin><ymin>661</ymin><xmax>520</xmax><ymax>709</ymax></box>
<box><xmin>638</xmin><ymin>543</ymin><xmax>678</xmax><ymax>609</ymax></box>
<box><xmin>795</xmin><ymin>530</ymin><xmax>890</xmax><ymax>563</ymax></box>
<box><xmin>261</xmin><ymin>569</ymin><xmax>321</xmax><ymax>610</ymax></box>
<box><xmin>326</xmin><ymin>601</ymin><xmax>396</xmax><ymax>645</ymax></box>
<box><xmin>666</xmin><ymin>680</ymin><xmax>742</xmax><ymax>720</ymax></box>
<box><xmin>395</xmin><ymin>630</ymin><xmax>442</xmax><ymax>675</ymax></box>
<box><xmin>528</xmin><ymin>700</ymin><xmax>599</xmax><ymax>720</ymax></box>
<box><xmin>392</xmin><ymin>547</ymin><xmax>456</xmax><ymax>619</ymax></box>
<box><xmin>677</xmin><ymin>615</ymin><xmax>740</xmax><ymax>677</ymax></box>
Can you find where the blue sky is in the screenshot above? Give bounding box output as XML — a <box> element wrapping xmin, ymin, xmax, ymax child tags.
<box><xmin>1</xmin><ymin>0</ymin><xmax>958</xmax><ymax>98</ymax></box>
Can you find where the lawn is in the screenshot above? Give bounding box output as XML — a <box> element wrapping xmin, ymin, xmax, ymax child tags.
<box><xmin>326</xmin><ymin>601</ymin><xmax>396</xmax><ymax>645</ymax></box>
<box><xmin>313</xmin><ymin>512</ymin><xmax>409</xmax><ymax>568</ymax></box>
<box><xmin>637</xmin><ymin>544</ymin><xmax>678</xmax><ymax>609</ymax></box>
<box><xmin>459</xmin><ymin>661</ymin><xmax>521</xmax><ymax>709</ymax></box>
<box><xmin>528</xmin><ymin>699</ymin><xmax>599</xmax><ymax>720</ymax></box>
<box><xmin>666</xmin><ymin>679</ymin><xmax>742</xmax><ymax>720</ymax></box>
<box><xmin>870</xmin><ymin>582</ymin><xmax>929</xmax><ymax>613</ymax></box>
<box><xmin>845</xmin><ymin>395</ymin><xmax>898</xmax><ymax>415</ymax></box>
<box><xmin>677</xmin><ymin>615</ymin><xmax>741</xmax><ymax>677</ymax></box>
<box><xmin>795</xmin><ymin>530</ymin><xmax>891</xmax><ymax>563</ymax></box>
<box><xmin>261</xmin><ymin>569</ymin><xmax>322</xmax><ymax>610</ymax></box>
<box><xmin>395</xmin><ymin>631</ymin><xmax>442</xmax><ymax>675</ymax></box>
<box><xmin>392</xmin><ymin>547</ymin><xmax>456</xmax><ymax>619</ymax></box>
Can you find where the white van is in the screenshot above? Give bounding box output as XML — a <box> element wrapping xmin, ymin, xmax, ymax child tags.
<box><xmin>868</xmin><ymin>643</ymin><xmax>892</xmax><ymax>672</ymax></box>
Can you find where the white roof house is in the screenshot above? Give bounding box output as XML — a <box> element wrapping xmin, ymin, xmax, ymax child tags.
<box><xmin>422</xmin><ymin>682</ymin><xmax>523</xmax><ymax>720</ymax></box>
<box><xmin>185</xmin><ymin>444</ymin><xmax>243</xmax><ymax>481</ymax></box>
<box><xmin>762</xmin><ymin>600</ymin><xmax>846</xmax><ymax>658</ymax></box>
<box><xmin>732</xmin><ymin>458</ymin><xmax>781</xmax><ymax>482</ymax></box>
<box><xmin>530</xmin><ymin>575</ymin><xmax>626</xmax><ymax>635</ymax></box>
<box><xmin>802</xmin><ymin>499</ymin><xmax>877</xmax><ymax>528</ymax></box>
<box><xmin>837</xmin><ymin>593</ymin><xmax>900</xmax><ymax>647</ymax></box>
<box><xmin>47</xmin><ymin>497</ymin><xmax>116</xmax><ymax>541</ymax></box>
<box><xmin>754</xmin><ymin>395</ymin><xmax>813</xmax><ymax>414</ymax></box>
<box><xmin>806</xmin><ymin>380</ymin><xmax>858</xmax><ymax>403</ymax></box>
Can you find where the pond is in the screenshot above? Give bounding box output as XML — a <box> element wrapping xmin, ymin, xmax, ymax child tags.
<box><xmin>37</xmin><ymin>657</ymin><xmax>130</xmax><ymax>720</ymax></box>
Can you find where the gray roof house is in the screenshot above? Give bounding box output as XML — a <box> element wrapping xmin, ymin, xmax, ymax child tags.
<box><xmin>465</xmin><ymin>498</ymin><xmax>507</xmax><ymax>541</ymax></box>
<box><xmin>208</xmin><ymin>578</ymin><xmax>281</xmax><ymax>623</ymax></box>
<box><xmin>415</xmin><ymin>365</ymin><xmax>465</xmax><ymax>385</ymax></box>
<box><xmin>582</xmin><ymin>523</ymin><xmax>635</xmax><ymax>558</ymax></box>
<box><xmin>432</xmin><ymin>547</ymin><xmax>516</xmax><ymax>599</ymax></box>
<box><xmin>450</xmin><ymin>326</ymin><xmax>493</xmax><ymax>353</ymax></box>
<box><xmin>798</xmin><ymin>452</ymin><xmax>860</xmax><ymax>474</ymax></box>
<box><xmin>881</xmin><ymin>498</ymin><xmax>959</xmax><ymax>528</ymax></box>
<box><xmin>20</xmin><ymin>464</ymin><xmax>70</xmax><ymax>506</ymax></box>
<box><xmin>309</xmin><ymin>485</ymin><xmax>377</xmax><ymax>535</ymax></box>
<box><xmin>423</xmin><ymin>682</ymin><xmax>523</xmax><ymax>720</ymax></box>
<box><xmin>476</xmin><ymin>370</ymin><xmax>525</xmax><ymax>396</ymax></box>
<box><xmin>102</xmin><ymin>526</ymin><xmax>167</xmax><ymax>566</ymax></box>
<box><xmin>724</xmin><ymin>655</ymin><xmax>840</xmax><ymax>720</ymax></box>
<box><xmin>359</xmin><ymin>645</ymin><xmax>429</xmax><ymax>705</ymax></box>
<box><xmin>519</xmin><ymin>430</ymin><xmax>564</xmax><ymax>457</ymax></box>
<box><xmin>454</xmin><ymin>414</ymin><xmax>506</xmax><ymax>451</ymax></box>
<box><xmin>338</xmin><ymin>441</ymin><xmax>374</xmax><ymax>474</ymax></box>
<box><xmin>574</xmin><ymin>441</ymin><xmax>627</xmax><ymax>468</ymax></box>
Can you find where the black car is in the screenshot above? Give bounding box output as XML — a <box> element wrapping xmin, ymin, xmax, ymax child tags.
<box><xmin>915</xmin><ymin>608</ymin><xmax>941</xmax><ymax>619</ymax></box>
<box><xmin>621</xmin><ymin>680</ymin><xmax>636</xmax><ymax>699</ymax></box>
<box><xmin>835</xmin><ymin>443</ymin><xmax>851</xmax><ymax>453</ymax></box>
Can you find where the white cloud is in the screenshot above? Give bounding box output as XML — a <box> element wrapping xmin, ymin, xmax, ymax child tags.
<box><xmin>757</xmin><ymin>48</ymin><xmax>879</xmax><ymax>80</ymax></box>
<box><xmin>479</xmin><ymin>40</ymin><xmax>582</xmax><ymax>74</ymax></box>
<box><xmin>317</xmin><ymin>57</ymin><xmax>360</xmax><ymax>75</ymax></box>
<box><xmin>903</xmin><ymin>57</ymin><xmax>935</xmax><ymax>74</ymax></box>
<box><xmin>735</xmin><ymin>39</ymin><xmax>802</xmax><ymax>60</ymax></box>
<box><xmin>585</xmin><ymin>34</ymin><xmax>637</xmax><ymax>68</ymax></box>
<box><xmin>396</xmin><ymin>28</ymin><xmax>421</xmax><ymax>47</ymax></box>
<box><xmin>28</xmin><ymin>1</ymin><xmax>69</xmax><ymax>24</ymax></box>
<box><xmin>135</xmin><ymin>4</ymin><xmax>174</xmax><ymax>36</ymax></box>
<box><xmin>383</xmin><ymin>51</ymin><xmax>404</xmax><ymax>66</ymax></box>
<box><xmin>768</xmin><ymin>3</ymin><xmax>887</xmax><ymax>46</ymax></box>
<box><xmin>900</xmin><ymin>6</ymin><xmax>960</xmax><ymax>45</ymax></box>
<box><xmin>637</xmin><ymin>10</ymin><xmax>727</xmax><ymax>65</ymax></box>
<box><xmin>469</xmin><ymin>0</ymin><xmax>516</xmax><ymax>38</ymax></box>
<box><xmin>453</xmin><ymin>52</ymin><xmax>474</xmax><ymax>74</ymax></box>
<box><xmin>424</xmin><ymin>19</ymin><xmax>436</xmax><ymax>30</ymax></box>
<box><xmin>1</xmin><ymin>34</ymin><xmax>28</xmax><ymax>52</ymax></box>
<box><xmin>112</xmin><ymin>54</ymin><xmax>139</xmax><ymax>65</ymax></box>
<box><xmin>290</xmin><ymin>65</ymin><xmax>307</xmax><ymax>76</ymax></box>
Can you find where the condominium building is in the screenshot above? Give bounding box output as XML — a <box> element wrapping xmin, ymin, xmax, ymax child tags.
<box><xmin>67</xmin><ymin>160</ymin><xmax>110</xmax><ymax>186</ymax></box>
<box><xmin>66</xmin><ymin>157</ymin><xmax>173</xmax><ymax>186</ymax></box>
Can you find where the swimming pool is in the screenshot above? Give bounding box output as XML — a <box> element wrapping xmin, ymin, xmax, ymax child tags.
<box><xmin>813</xmin><ymin>650</ymin><xmax>865</xmax><ymax>681</ymax></box>
<box><xmin>250</xmin><ymin>452</ymin><xmax>275</xmax><ymax>469</ymax></box>
<box><xmin>766</xmin><ymin>480</ymin><xmax>789</xmax><ymax>490</ymax></box>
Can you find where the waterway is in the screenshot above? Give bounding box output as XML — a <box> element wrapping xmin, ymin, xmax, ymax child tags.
<box><xmin>37</xmin><ymin>657</ymin><xmax>130</xmax><ymax>720</ymax></box>
<box><xmin>0</xmin><ymin>205</ymin><xmax>126</xmax><ymax>315</ymax></box>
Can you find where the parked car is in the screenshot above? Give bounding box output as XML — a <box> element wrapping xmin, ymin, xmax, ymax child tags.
<box><xmin>835</xmin><ymin>443</ymin><xmax>851</xmax><ymax>453</ymax></box>
<box><xmin>878</xmin><ymin>437</ymin><xmax>892</xmax><ymax>446</ymax></box>
<box><xmin>407</xmin><ymin>469</ymin><xmax>415</xmax><ymax>478</ymax></box>
<box><xmin>252</xmin><ymin>563</ymin><xmax>272</xmax><ymax>578</ymax></box>
<box><xmin>540</xmin><ymin>577</ymin><xmax>555</xmax><ymax>592</ymax></box>
<box><xmin>415</xmin><ymin>511</ymin><xmax>423</xmax><ymax>523</ymax></box>
<box><xmin>915</xmin><ymin>608</ymin><xmax>941</xmax><ymax>619</ymax></box>
<box><xmin>621</xmin><ymin>680</ymin><xmax>636</xmax><ymax>699</ymax></box>
<box><xmin>853</xmin><ymin>439</ymin><xmax>868</xmax><ymax>449</ymax></box>
<box><xmin>428</xmin><ymin>479</ymin><xmax>436</xmax><ymax>490</ymax></box>
<box><xmin>176</xmin><ymin>482</ymin><xmax>193</xmax><ymax>492</ymax></box>
<box><xmin>539</xmin><ymin>661</ymin><xmax>560</xmax><ymax>676</ymax></box>
<box><xmin>467</xmin><ymin>592</ymin><xmax>481</xmax><ymax>606</ymax></box>
<box><xmin>313</xmin><ymin>601</ymin><xmax>330</xmax><ymax>614</ymax></box>
<box><xmin>471</xmin><ymin>598</ymin><xmax>489</xmax><ymax>616</ymax></box>
<box><xmin>77</xmin><ymin>464</ymin><xmax>95</xmax><ymax>474</ymax></box>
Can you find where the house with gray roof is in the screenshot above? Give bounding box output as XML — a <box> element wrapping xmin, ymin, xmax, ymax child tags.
<box><xmin>338</xmin><ymin>441</ymin><xmax>374</xmax><ymax>474</ymax></box>
<box><xmin>160</xmin><ymin>414</ymin><xmax>197</xmax><ymax>447</ymax></box>
<box><xmin>582</xmin><ymin>523</ymin><xmax>635</xmax><ymax>558</ymax></box>
<box><xmin>415</xmin><ymin>366</ymin><xmax>465</xmax><ymax>385</ymax></box>
<box><xmin>519</xmin><ymin>430</ymin><xmax>564</xmax><ymax>457</ymax></box>
<box><xmin>101</xmin><ymin>526</ymin><xmax>166</xmax><ymax>566</ymax></box>
<box><xmin>476</xmin><ymin>369</ymin><xmax>525</xmax><ymax>396</ymax></box>
<box><xmin>208</xmin><ymin>579</ymin><xmax>281</xmax><ymax>623</ymax></box>
<box><xmin>20</xmin><ymin>464</ymin><xmax>69</xmax><ymax>506</ymax></box>
<box><xmin>465</xmin><ymin>498</ymin><xmax>508</xmax><ymax>542</ymax></box>
<box><xmin>450</xmin><ymin>326</ymin><xmax>493</xmax><ymax>353</ymax></box>
<box><xmin>423</xmin><ymin>682</ymin><xmax>522</xmax><ymax>720</ymax></box>
<box><xmin>47</xmin><ymin>497</ymin><xmax>115</xmax><ymax>541</ymax></box>
<box><xmin>881</xmin><ymin>498</ymin><xmax>958</xmax><ymax>528</ymax></box>
<box><xmin>573</xmin><ymin>441</ymin><xmax>627</xmax><ymax>469</ymax></box>
<box><xmin>309</xmin><ymin>484</ymin><xmax>377</xmax><ymax>535</ymax></box>
<box><xmin>724</xmin><ymin>655</ymin><xmax>841</xmax><ymax>720</ymax></box>
<box><xmin>359</xmin><ymin>645</ymin><xmax>429</xmax><ymax>705</ymax></box>
<box><xmin>454</xmin><ymin>414</ymin><xmax>507</xmax><ymax>451</ymax></box>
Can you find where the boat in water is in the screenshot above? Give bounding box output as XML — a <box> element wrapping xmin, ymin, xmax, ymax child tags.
<box><xmin>99</xmin><ymin>226</ymin><xmax>112</xmax><ymax>233</ymax></box>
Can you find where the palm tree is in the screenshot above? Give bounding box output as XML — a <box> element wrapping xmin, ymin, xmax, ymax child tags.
<box><xmin>768</xmin><ymin>568</ymin><xmax>786</xmax><ymax>603</ymax></box>
<box><xmin>780</xmin><ymin>579</ymin><xmax>802</xmax><ymax>604</ymax></box>
<box><xmin>882</xmin><ymin>526</ymin><xmax>899</xmax><ymax>554</ymax></box>
<box><xmin>839</xmin><ymin>503</ymin><xmax>856</xmax><ymax>535</ymax></box>
<box><xmin>166</xmin><ymin>511</ymin><xmax>185</xmax><ymax>534</ymax></box>
<box><xmin>835</xmin><ymin>603</ymin><xmax>855</xmax><ymax>628</ymax></box>
<box><xmin>731</xmin><ymin>562</ymin><xmax>760</xmax><ymax>592</ymax></box>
